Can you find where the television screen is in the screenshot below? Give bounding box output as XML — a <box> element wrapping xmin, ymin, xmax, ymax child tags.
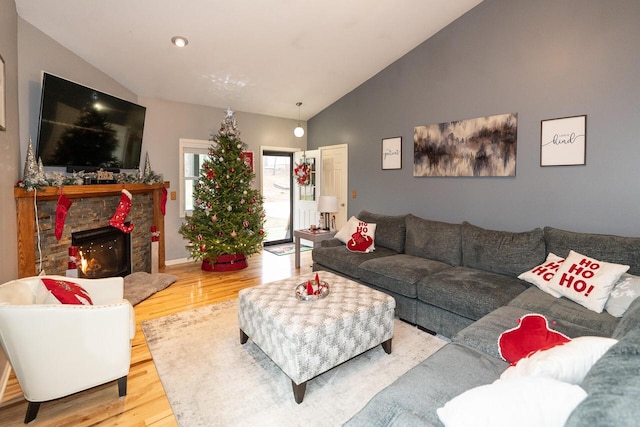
<box><xmin>36</xmin><ymin>72</ymin><xmax>146</xmax><ymax>172</ymax></box>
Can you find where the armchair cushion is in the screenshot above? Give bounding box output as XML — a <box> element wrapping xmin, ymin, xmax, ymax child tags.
<box><xmin>41</xmin><ymin>278</ymin><xmax>93</xmax><ymax>305</ymax></box>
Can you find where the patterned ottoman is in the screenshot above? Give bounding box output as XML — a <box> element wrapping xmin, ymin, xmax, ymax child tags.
<box><xmin>238</xmin><ymin>271</ymin><xmax>395</xmax><ymax>403</ymax></box>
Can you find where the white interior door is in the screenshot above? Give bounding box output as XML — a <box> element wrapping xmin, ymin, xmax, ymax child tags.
<box><xmin>320</xmin><ymin>144</ymin><xmax>348</xmax><ymax>231</ymax></box>
<box><xmin>293</xmin><ymin>149</ymin><xmax>321</xmax><ymax>230</ymax></box>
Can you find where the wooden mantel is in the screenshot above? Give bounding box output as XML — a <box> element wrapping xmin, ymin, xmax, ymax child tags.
<box><xmin>14</xmin><ymin>182</ymin><xmax>169</xmax><ymax>278</ymax></box>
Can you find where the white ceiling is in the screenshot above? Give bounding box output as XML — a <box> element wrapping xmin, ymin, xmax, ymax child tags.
<box><xmin>15</xmin><ymin>0</ymin><xmax>482</xmax><ymax>120</ymax></box>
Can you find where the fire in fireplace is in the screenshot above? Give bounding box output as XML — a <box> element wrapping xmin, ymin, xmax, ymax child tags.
<box><xmin>71</xmin><ymin>225</ymin><xmax>132</xmax><ymax>278</ymax></box>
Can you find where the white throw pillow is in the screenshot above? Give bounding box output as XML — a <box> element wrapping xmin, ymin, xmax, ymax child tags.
<box><xmin>500</xmin><ymin>336</ymin><xmax>618</xmax><ymax>384</ymax></box>
<box><xmin>547</xmin><ymin>250</ymin><xmax>629</xmax><ymax>313</ymax></box>
<box><xmin>604</xmin><ymin>273</ymin><xmax>640</xmax><ymax>317</ymax></box>
<box><xmin>335</xmin><ymin>216</ymin><xmax>358</xmax><ymax>243</ymax></box>
<box><xmin>437</xmin><ymin>377</ymin><xmax>587</xmax><ymax>427</ymax></box>
<box><xmin>517</xmin><ymin>253</ymin><xmax>564</xmax><ymax>297</ymax></box>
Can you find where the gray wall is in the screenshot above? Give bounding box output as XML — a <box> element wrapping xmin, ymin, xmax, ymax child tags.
<box><xmin>308</xmin><ymin>0</ymin><xmax>640</xmax><ymax>237</ymax></box>
<box><xmin>16</xmin><ymin>18</ymin><xmax>307</xmax><ymax>263</ymax></box>
<box><xmin>0</xmin><ymin>0</ymin><xmax>18</xmax><ymax>402</ymax></box>
<box><xmin>0</xmin><ymin>0</ymin><xmax>19</xmax><ymax>283</ymax></box>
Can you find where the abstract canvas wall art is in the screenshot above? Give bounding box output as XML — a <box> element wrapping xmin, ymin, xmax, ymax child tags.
<box><xmin>413</xmin><ymin>113</ymin><xmax>517</xmax><ymax>177</ymax></box>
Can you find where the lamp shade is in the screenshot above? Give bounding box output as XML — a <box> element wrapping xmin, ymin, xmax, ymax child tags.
<box><xmin>294</xmin><ymin>125</ymin><xmax>305</xmax><ymax>137</ymax></box>
<box><xmin>317</xmin><ymin>196</ymin><xmax>339</xmax><ymax>213</ymax></box>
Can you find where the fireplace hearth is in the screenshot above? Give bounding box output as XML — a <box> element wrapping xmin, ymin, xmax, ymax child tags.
<box><xmin>72</xmin><ymin>225</ymin><xmax>132</xmax><ymax>279</ymax></box>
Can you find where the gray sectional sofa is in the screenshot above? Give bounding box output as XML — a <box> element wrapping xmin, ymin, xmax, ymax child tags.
<box><xmin>311</xmin><ymin>211</ymin><xmax>640</xmax><ymax>426</ymax></box>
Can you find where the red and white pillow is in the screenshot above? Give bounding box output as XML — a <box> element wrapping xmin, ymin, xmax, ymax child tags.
<box><xmin>547</xmin><ymin>251</ymin><xmax>629</xmax><ymax>313</ymax></box>
<box><xmin>41</xmin><ymin>278</ymin><xmax>93</xmax><ymax>305</ymax></box>
<box><xmin>519</xmin><ymin>251</ymin><xmax>631</xmax><ymax>314</ymax></box>
<box><xmin>498</xmin><ymin>313</ymin><xmax>570</xmax><ymax>365</ymax></box>
<box><xmin>335</xmin><ymin>216</ymin><xmax>376</xmax><ymax>253</ymax></box>
<box><xmin>518</xmin><ymin>253</ymin><xmax>565</xmax><ymax>297</ymax></box>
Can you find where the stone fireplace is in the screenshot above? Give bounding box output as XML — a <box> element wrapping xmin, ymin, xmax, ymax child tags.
<box><xmin>14</xmin><ymin>183</ymin><xmax>167</xmax><ymax>278</ymax></box>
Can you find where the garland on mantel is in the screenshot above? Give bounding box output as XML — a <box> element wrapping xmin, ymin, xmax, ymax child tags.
<box><xmin>17</xmin><ymin>140</ymin><xmax>163</xmax><ymax>191</ymax></box>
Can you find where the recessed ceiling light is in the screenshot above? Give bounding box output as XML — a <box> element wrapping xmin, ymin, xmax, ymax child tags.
<box><xmin>171</xmin><ymin>36</ymin><xmax>189</xmax><ymax>47</ymax></box>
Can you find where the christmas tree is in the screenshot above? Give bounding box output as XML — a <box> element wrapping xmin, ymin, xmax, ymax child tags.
<box><xmin>179</xmin><ymin>109</ymin><xmax>265</xmax><ymax>270</ymax></box>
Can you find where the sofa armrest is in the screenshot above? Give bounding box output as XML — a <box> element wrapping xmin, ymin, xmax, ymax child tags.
<box><xmin>320</xmin><ymin>238</ymin><xmax>344</xmax><ymax>248</ymax></box>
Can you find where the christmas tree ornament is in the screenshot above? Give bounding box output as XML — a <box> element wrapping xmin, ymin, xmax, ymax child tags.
<box><xmin>55</xmin><ymin>193</ymin><xmax>73</xmax><ymax>240</ymax></box>
<box><xmin>109</xmin><ymin>189</ymin><xmax>134</xmax><ymax>233</ymax></box>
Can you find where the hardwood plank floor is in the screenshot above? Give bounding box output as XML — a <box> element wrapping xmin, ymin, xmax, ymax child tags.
<box><xmin>0</xmin><ymin>248</ymin><xmax>314</xmax><ymax>426</ymax></box>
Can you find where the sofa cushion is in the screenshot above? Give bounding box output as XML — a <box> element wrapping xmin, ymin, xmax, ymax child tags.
<box><xmin>343</xmin><ymin>343</ymin><xmax>507</xmax><ymax>427</ymax></box>
<box><xmin>358</xmin><ymin>254</ymin><xmax>452</xmax><ymax>298</ymax></box>
<box><xmin>565</xmin><ymin>329</ymin><xmax>640</xmax><ymax>427</ymax></box>
<box><xmin>453</xmin><ymin>305</ymin><xmax>532</xmax><ymax>359</ymax></box>
<box><xmin>544</xmin><ymin>226</ymin><xmax>640</xmax><ymax>276</ymax></box>
<box><xmin>404</xmin><ymin>215</ymin><xmax>461</xmax><ymax>265</ymax></box>
<box><xmin>417</xmin><ymin>266</ymin><xmax>529</xmax><ymax>321</ymax></box>
<box><xmin>357</xmin><ymin>211</ymin><xmax>407</xmax><ymax>253</ymax></box>
<box><xmin>508</xmin><ymin>287</ymin><xmax>620</xmax><ymax>338</ymax></box>
<box><xmin>462</xmin><ymin>222</ymin><xmax>546</xmax><ymax>277</ymax></box>
<box><xmin>311</xmin><ymin>244</ymin><xmax>398</xmax><ymax>279</ymax></box>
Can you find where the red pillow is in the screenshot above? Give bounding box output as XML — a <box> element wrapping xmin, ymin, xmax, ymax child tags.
<box><xmin>41</xmin><ymin>278</ymin><xmax>93</xmax><ymax>305</ymax></box>
<box><xmin>498</xmin><ymin>314</ymin><xmax>570</xmax><ymax>364</ymax></box>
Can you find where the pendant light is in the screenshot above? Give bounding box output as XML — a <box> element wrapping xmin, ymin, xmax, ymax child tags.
<box><xmin>294</xmin><ymin>102</ymin><xmax>305</xmax><ymax>138</ymax></box>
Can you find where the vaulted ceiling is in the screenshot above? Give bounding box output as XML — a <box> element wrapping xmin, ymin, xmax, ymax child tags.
<box><xmin>16</xmin><ymin>0</ymin><xmax>482</xmax><ymax>120</ymax></box>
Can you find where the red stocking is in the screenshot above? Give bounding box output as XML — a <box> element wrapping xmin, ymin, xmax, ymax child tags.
<box><xmin>161</xmin><ymin>187</ymin><xmax>168</xmax><ymax>215</ymax></box>
<box><xmin>110</xmin><ymin>189</ymin><xmax>134</xmax><ymax>233</ymax></box>
<box><xmin>55</xmin><ymin>194</ymin><xmax>72</xmax><ymax>240</ymax></box>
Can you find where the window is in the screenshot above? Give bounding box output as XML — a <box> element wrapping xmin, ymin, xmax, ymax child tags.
<box><xmin>179</xmin><ymin>139</ymin><xmax>211</xmax><ymax>217</ymax></box>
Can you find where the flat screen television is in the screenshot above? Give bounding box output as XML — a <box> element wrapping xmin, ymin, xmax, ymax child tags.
<box><xmin>36</xmin><ymin>72</ymin><xmax>146</xmax><ymax>172</ymax></box>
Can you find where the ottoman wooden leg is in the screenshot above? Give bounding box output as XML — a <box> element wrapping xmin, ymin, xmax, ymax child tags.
<box><xmin>292</xmin><ymin>380</ymin><xmax>307</xmax><ymax>404</ymax></box>
<box><xmin>382</xmin><ymin>338</ymin><xmax>392</xmax><ymax>354</ymax></box>
<box><xmin>240</xmin><ymin>329</ymin><xmax>248</xmax><ymax>344</ymax></box>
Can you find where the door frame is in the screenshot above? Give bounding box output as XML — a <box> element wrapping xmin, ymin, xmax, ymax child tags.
<box><xmin>260</xmin><ymin>146</ymin><xmax>299</xmax><ymax>246</ymax></box>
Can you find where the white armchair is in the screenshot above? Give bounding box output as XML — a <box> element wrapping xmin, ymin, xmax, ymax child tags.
<box><xmin>0</xmin><ymin>275</ymin><xmax>135</xmax><ymax>423</ymax></box>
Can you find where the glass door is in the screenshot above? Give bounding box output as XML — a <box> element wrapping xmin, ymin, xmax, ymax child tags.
<box><xmin>262</xmin><ymin>151</ymin><xmax>293</xmax><ymax>245</ymax></box>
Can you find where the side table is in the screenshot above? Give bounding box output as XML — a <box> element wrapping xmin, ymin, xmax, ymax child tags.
<box><xmin>293</xmin><ymin>229</ymin><xmax>337</xmax><ymax>268</ymax></box>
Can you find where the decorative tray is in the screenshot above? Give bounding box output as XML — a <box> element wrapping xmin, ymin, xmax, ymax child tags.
<box><xmin>295</xmin><ymin>281</ymin><xmax>330</xmax><ymax>301</ymax></box>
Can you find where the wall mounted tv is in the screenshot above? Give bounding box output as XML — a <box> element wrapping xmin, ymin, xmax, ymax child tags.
<box><xmin>36</xmin><ymin>72</ymin><xmax>146</xmax><ymax>173</ymax></box>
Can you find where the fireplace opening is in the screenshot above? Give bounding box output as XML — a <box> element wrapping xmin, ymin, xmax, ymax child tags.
<box><xmin>71</xmin><ymin>225</ymin><xmax>132</xmax><ymax>278</ymax></box>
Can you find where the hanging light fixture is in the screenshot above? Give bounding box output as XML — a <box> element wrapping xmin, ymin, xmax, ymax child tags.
<box><xmin>294</xmin><ymin>102</ymin><xmax>305</xmax><ymax>138</ymax></box>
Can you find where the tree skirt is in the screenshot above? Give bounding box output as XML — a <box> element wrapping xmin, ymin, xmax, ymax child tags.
<box><xmin>123</xmin><ymin>272</ymin><xmax>178</xmax><ymax>306</ymax></box>
<box><xmin>141</xmin><ymin>299</ymin><xmax>447</xmax><ymax>426</ymax></box>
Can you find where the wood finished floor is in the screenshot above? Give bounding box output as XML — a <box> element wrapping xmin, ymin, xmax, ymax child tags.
<box><xmin>0</xmin><ymin>248</ymin><xmax>314</xmax><ymax>426</ymax></box>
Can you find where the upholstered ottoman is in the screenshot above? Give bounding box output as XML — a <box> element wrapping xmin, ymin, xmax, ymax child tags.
<box><xmin>238</xmin><ymin>271</ymin><xmax>395</xmax><ymax>403</ymax></box>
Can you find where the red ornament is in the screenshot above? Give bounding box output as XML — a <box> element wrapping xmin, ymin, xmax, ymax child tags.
<box><xmin>306</xmin><ymin>280</ymin><xmax>314</xmax><ymax>296</ymax></box>
<box><xmin>207</xmin><ymin>170</ymin><xmax>215</xmax><ymax>179</ymax></box>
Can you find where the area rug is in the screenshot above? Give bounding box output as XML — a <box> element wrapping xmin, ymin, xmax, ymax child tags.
<box><xmin>123</xmin><ymin>272</ymin><xmax>178</xmax><ymax>306</ymax></box>
<box><xmin>141</xmin><ymin>299</ymin><xmax>446</xmax><ymax>427</ymax></box>
<box><xmin>264</xmin><ymin>243</ymin><xmax>312</xmax><ymax>256</ymax></box>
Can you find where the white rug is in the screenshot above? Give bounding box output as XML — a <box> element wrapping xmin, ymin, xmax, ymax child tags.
<box><xmin>142</xmin><ymin>299</ymin><xmax>446</xmax><ymax>427</ymax></box>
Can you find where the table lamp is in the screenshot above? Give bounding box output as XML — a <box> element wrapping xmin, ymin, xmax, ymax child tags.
<box><xmin>317</xmin><ymin>196</ymin><xmax>339</xmax><ymax>230</ymax></box>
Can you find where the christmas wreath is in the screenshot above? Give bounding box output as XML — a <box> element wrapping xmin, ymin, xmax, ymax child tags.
<box><xmin>293</xmin><ymin>162</ymin><xmax>312</xmax><ymax>186</ymax></box>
